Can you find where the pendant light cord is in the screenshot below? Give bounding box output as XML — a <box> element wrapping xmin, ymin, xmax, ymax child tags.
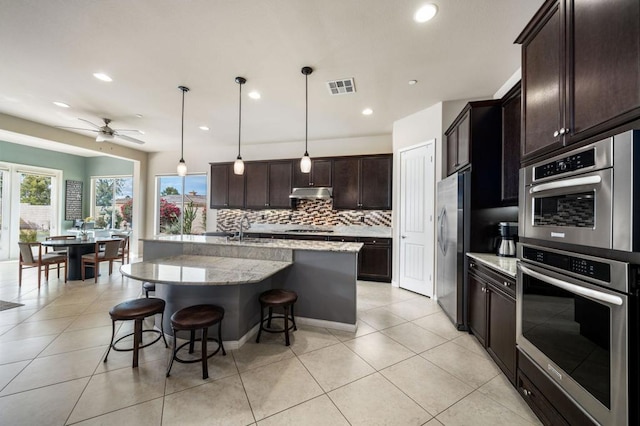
<box><xmin>238</xmin><ymin>81</ymin><xmax>242</xmax><ymax>157</ymax></box>
<box><xmin>179</xmin><ymin>86</ymin><xmax>189</xmax><ymax>161</ymax></box>
<box><xmin>304</xmin><ymin>72</ymin><xmax>308</xmax><ymax>155</ymax></box>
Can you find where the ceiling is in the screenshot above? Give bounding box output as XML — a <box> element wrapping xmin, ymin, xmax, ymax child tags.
<box><xmin>0</xmin><ymin>0</ymin><xmax>543</xmax><ymax>154</ymax></box>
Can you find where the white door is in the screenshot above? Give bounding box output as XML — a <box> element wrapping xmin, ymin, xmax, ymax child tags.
<box><xmin>0</xmin><ymin>167</ymin><xmax>10</xmax><ymax>260</ymax></box>
<box><xmin>399</xmin><ymin>141</ymin><xmax>435</xmax><ymax>296</ymax></box>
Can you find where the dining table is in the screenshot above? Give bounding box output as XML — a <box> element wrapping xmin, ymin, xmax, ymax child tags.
<box><xmin>41</xmin><ymin>237</ymin><xmax>122</xmax><ymax>281</ymax></box>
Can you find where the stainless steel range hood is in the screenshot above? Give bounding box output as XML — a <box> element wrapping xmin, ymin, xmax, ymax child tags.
<box><xmin>289</xmin><ymin>187</ymin><xmax>333</xmax><ymax>199</ymax></box>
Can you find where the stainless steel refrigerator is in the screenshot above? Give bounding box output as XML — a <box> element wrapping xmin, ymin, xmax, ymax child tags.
<box><xmin>436</xmin><ymin>170</ymin><xmax>470</xmax><ymax>330</ymax></box>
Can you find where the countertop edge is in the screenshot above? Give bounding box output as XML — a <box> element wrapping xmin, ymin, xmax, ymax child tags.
<box><xmin>467</xmin><ymin>252</ymin><xmax>518</xmax><ymax>278</ymax></box>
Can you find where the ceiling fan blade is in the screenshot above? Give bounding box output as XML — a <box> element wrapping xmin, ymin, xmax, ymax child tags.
<box><xmin>56</xmin><ymin>126</ymin><xmax>99</xmax><ymax>132</ymax></box>
<box><xmin>112</xmin><ymin>129</ymin><xmax>143</xmax><ymax>134</ymax></box>
<box><xmin>78</xmin><ymin>118</ymin><xmax>103</xmax><ymax>130</ymax></box>
<box><xmin>116</xmin><ymin>134</ymin><xmax>146</xmax><ymax>145</ymax></box>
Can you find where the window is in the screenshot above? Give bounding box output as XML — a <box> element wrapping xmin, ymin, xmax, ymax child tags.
<box><xmin>92</xmin><ymin>176</ymin><xmax>133</xmax><ymax>230</ymax></box>
<box><xmin>156</xmin><ymin>174</ymin><xmax>207</xmax><ymax>235</ymax></box>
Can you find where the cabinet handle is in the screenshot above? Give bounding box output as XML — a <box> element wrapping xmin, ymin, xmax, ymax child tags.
<box><xmin>481</xmin><ymin>287</ymin><xmax>486</xmax><ymax>293</ymax></box>
<box><xmin>553</xmin><ymin>130</ymin><xmax>559</xmax><ymax>137</ymax></box>
<box><xmin>522</xmin><ymin>388</ymin><xmax>532</xmax><ymax>397</ymax></box>
<box><xmin>559</xmin><ymin>127</ymin><xmax>569</xmax><ymax>135</ymax></box>
<box><xmin>503</xmin><ymin>281</ymin><xmax>511</xmax><ymax>287</ymax></box>
<box><xmin>470</xmin><ymin>262</ymin><xmax>475</xmax><ymax>268</ymax></box>
<box><xmin>310</xmin><ymin>182</ymin><xmax>314</xmax><ymax>186</ymax></box>
<box><xmin>265</xmin><ymin>203</ymin><xmax>269</xmax><ymax>207</ymax></box>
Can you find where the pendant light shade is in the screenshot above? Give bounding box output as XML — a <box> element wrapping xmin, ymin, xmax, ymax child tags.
<box><xmin>300</xmin><ymin>66</ymin><xmax>313</xmax><ymax>173</ymax></box>
<box><xmin>234</xmin><ymin>76</ymin><xmax>246</xmax><ymax>175</ymax></box>
<box><xmin>177</xmin><ymin>85</ymin><xmax>190</xmax><ymax>177</ymax></box>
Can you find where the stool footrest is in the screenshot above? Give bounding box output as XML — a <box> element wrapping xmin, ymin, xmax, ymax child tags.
<box><xmin>172</xmin><ymin>337</ymin><xmax>225</xmax><ymax>365</ymax></box>
<box><xmin>110</xmin><ymin>329</ymin><xmax>165</xmax><ymax>353</ymax></box>
<box><xmin>258</xmin><ymin>314</ymin><xmax>297</xmax><ymax>333</ymax></box>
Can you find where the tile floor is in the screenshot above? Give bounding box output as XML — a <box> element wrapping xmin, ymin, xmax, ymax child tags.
<box><xmin>0</xmin><ymin>260</ymin><xmax>541</xmax><ymax>425</ymax></box>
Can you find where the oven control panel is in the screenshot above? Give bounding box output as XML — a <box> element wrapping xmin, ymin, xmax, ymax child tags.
<box><xmin>523</xmin><ymin>246</ymin><xmax>611</xmax><ymax>282</ymax></box>
<box><xmin>534</xmin><ymin>149</ymin><xmax>596</xmax><ymax>180</ymax></box>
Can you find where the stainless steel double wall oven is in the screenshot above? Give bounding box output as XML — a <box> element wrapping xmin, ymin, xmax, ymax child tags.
<box><xmin>518</xmin><ymin>130</ymin><xmax>640</xmax><ymax>425</ymax></box>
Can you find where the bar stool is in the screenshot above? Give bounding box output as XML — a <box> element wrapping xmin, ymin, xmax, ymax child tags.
<box><xmin>142</xmin><ymin>282</ymin><xmax>156</xmax><ymax>298</ymax></box>
<box><xmin>256</xmin><ymin>289</ymin><xmax>298</xmax><ymax>346</ymax></box>
<box><xmin>104</xmin><ymin>298</ymin><xmax>168</xmax><ymax>368</ymax></box>
<box><xmin>166</xmin><ymin>304</ymin><xmax>226</xmax><ymax>380</ymax></box>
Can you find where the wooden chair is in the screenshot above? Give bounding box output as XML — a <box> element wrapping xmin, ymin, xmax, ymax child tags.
<box><xmin>111</xmin><ymin>233</ymin><xmax>130</xmax><ymax>265</ymax></box>
<box><xmin>44</xmin><ymin>235</ymin><xmax>76</xmax><ymax>273</ymax></box>
<box><xmin>81</xmin><ymin>239</ymin><xmax>122</xmax><ymax>283</ymax></box>
<box><xmin>18</xmin><ymin>242</ymin><xmax>67</xmax><ymax>288</ymax></box>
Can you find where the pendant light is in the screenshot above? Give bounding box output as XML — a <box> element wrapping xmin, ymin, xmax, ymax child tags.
<box><xmin>300</xmin><ymin>66</ymin><xmax>313</xmax><ymax>173</ymax></box>
<box><xmin>176</xmin><ymin>85</ymin><xmax>190</xmax><ymax>177</ymax></box>
<box><xmin>234</xmin><ymin>76</ymin><xmax>247</xmax><ymax>175</ymax></box>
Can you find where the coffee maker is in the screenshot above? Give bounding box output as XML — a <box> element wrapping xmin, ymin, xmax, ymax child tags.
<box><xmin>497</xmin><ymin>222</ymin><xmax>518</xmax><ymax>257</ymax></box>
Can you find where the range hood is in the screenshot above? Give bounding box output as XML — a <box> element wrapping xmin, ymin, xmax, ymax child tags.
<box><xmin>289</xmin><ymin>187</ymin><xmax>333</xmax><ymax>199</ymax></box>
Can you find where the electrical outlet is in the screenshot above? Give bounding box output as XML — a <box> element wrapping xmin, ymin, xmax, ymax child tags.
<box><xmin>261</xmin><ymin>214</ymin><xmax>265</xmax><ymax>220</ymax></box>
<box><xmin>288</xmin><ymin>214</ymin><xmax>293</xmax><ymax>221</ymax></box>
<box><xmin>360</xmin><ymin>216</ymin><xmax>365</xmax><ymax>223</ymax></box>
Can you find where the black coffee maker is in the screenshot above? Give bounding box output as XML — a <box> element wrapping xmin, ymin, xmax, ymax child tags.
<box><xmin>497</xmin><ymin>222</ymin><xmax>518</xmax><ymax>257</ymax></box>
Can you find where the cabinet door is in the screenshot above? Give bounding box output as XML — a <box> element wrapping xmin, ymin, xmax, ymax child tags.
<box><xmin>332</xmin><ymin>158</ymin><xmax>360</xmax><ymax>209</ymax></box>
<box><xmin>501</xmin><ymin>85</ymin><xmax>521</xmax><ymax>204</ymax></box>
<box><xmin>568</xmin><ymin>0</ymin><xmax>640</xmax><ymax>142</ymax></box>
<box><xmin>521</xmin><ymin>2</ymin><xmax>563</xmax><ymax>160</ymax></box>
<box><xmin>292</xmin><ymin>159</ymin><xmax>311</xmax><ymax>188</ymax></box>
<box><xmin>268</xmin><ymin>161</ymin><xmax>292</xmax><ymax>208</ymax></box>
<box><xmin>228</xmin><ymin>169</ymin><xmax>245</xmax><ymax>208</ymax></box>
<box><xmin>456</xmin><ymin>113</ymin><xmax>470</xmax><ymax>169</ymax></box>
<box><xmin>311</xmin><ymin>159</ymin><xmax>332</xmax><ymax>187</ymax></box>
<box><xmin>487</xmin><ymin>285</ymin><xmax>516</xmax><ymax>384</ymax></box>
<box><xmin>358</xmin><ymin>239</ymin><xmax>391</xmax><ymax>282</ymax></box>
<box><xmin>467</xmin><ymin>272</ymin><xmax>487</xmax><ymax>346</ymax></box>
<box><xmin>210</xmin><ymin>164</ymin><xmax>229</xmax><ymax>208</ymax></box>
<box><xmin>360</xmin><ymin>156</ymin><xmax>392</xmax><ymax>209</ymax></box>
<box><xmin>446</xmin><ymin>128</ymin><xmax>458</xmax><ymax>176</ymax></box>
<box><xmin>245</xmin><ymin>163</ymin><xmax>269</xmax><ymax>209</ymax></box>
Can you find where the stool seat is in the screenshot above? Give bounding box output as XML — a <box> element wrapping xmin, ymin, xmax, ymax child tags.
<box><xmin>109</xmin><ymin>298</ymin><xmax>165</xmax><ymax>320</ymax></box>
<box><xmin>259</xmin><ymin>289</ymin><xmax>298</xmax><ymax>306</ymax></box>
<box><xmin>171</xmin><ymin>304</ymin><xmax>224</xmax><ymax>330</ymax></box>
<box><xmin>142</xmin><ymin>282</ymin><xmax>156</xmax><ymax>298</ymax></box>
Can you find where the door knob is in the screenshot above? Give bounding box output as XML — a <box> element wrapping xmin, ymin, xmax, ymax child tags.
<box><xmin>401</xmin><ymin>235</ymin><xmax>407</xmax><ymax>239</ymax></box>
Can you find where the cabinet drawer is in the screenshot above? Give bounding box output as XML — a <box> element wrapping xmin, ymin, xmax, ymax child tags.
<box><xmin>327</xmin><ymin>236</ymin><xmax>358</xmax><ymax>243</ymax></box>
<box><xmin>359</xmin><ymin>237</ymin><xmax>391</xmax><ymax>246</ymax></box>
<box><xmin>468</xmin><ymin>260</ymin><xmax>515</xmax><ymax>298</ymax></box>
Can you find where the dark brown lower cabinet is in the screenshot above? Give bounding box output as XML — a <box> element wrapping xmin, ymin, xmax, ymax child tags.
<box><xmin>358</xmin><ymin>238</ymin><xmax>392</xmax><ymax>282</ymax></box>
<box><xmin>467</xmin><ymin>258</ymin><xmax>516</xmax><ymax>384</ymax></box>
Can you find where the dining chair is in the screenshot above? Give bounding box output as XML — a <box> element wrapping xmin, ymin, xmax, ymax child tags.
<box><xmin>18</xmin><ymin>242</ymin><xmax>67</xmax><ymax>288</ymax></box>
<box><xmin>81</xmin><ymin>239</ymin><xmax>123</xmax><ymax>283</ymax></box>
<box><xmin>111</xmin><ymin>233</ymin><xmax>130</xmax><ymax>265</ymax></box>
<box><xmin>44</xmin><ymin>235</ymin><xmax>76</xmax><ymax>272</ymax></box>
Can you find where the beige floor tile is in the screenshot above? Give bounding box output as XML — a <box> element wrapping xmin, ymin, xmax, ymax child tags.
<box><xmin>163</xmin><ymin>375</ymin><xmax>254</xmax><ymax>425</ymax></box>
<box><xmin>97</xmin><ymin>336</ymin><xmax>171</xmax><ymax>373</ymax></box>
<box><xmin>412</xmin><ymin>312</ymin><xmax>466</xmax><ymax>340</ymax></box>
<box><xmin>165</xmin><ymin>351</ymin><xmax>238</xmax><ymax>395</ymax></box>
<box><xmin>39</xmin><ymin>325</ymin><xmax>113</xmax><ymax>357</ymax></box>
<box><xmin>358</xmin><ymin>307</ymin><xmax>407</xmax><ymax>330</ymax></box>
<box><xmin>328</xmin><ymin>372</ymin><xmax>431</xmax><ymax>426</ymax></box>
<box><xmin>436</xmin><ymin>391</ymin><xmax>538</xmax><ymax>426</ymax></box>
<box><xmin>381</xmin><ymin>355</ymin><xmax>474</xmax><ymax>415</ymax></box>
<box><xmin>241</xmin><ymin>357</ymin><xmax>323</xmax><ymax>421</ymax></box>
<box><xmin>66</xmin><ymin>311</ymin><xmax>113</xmax><ymax>331</ymax></box>
<box><xmin>382</xmin><ymin>296</ymin><xmax>442</xmax><ymax>321</ymax></box>
<box><xmin>0</xmin><ymin>308</ymin><xmax>38</xmax><ymax>326</ymax></box>
<box><xmin>288</xmin><ymin>325</ymin><xmax>340</xmax><ymax>355</ymax></box>
<box><xmin>421</xmin><ymin>342</ymin><xmax>500</xmax><ymax>389</ymax></box>
<box><xmin>0</xmin><ymin>316</ymin><xmax>75</xmax><ymax>342</ymax></box>
<box><xmin>24</xmin><ymin>303</ymin><xmax>87</xmax><ymax>322</ymax></box>
<box><xmin>478</xmin><ymin>374</ymin><xmax>542</xmax><ymax>425</ymax></box>
<box><xmin>0</xmin><ymin>334</ymin><xmax>57</xmax><ymax>364</ymax></box>
<box><xmin>73</xmin><ymin>397</ymin><xmax>163</xmax><ymax>426</ymax></box>
<box><xmin>257</xmin><ymin>394</ymin><xmax>349</xmax><ymax>426</ymax></box>
<box><xmin>0</xmin><ymin>377</ymin><xmax>88</xmax><ymax>426</ymax></box>
<box><xmin>0</xmin><ymin>360</ymin><xmax>29</xmax><ymax>391</ymax></box>
<box><xmin>381</xmin><ymin>322</ymin><xmax>448</xmax><ymax>353</ymax></box>
<box><xmin>0</xmin><ymin>324</ymin><xmax>14</xmax><ymax>335</ymax></box>
<box><xmin>298</xmin><ymin>343</ymin><xmax>375</xmax><ymax>391</ymax></box>
<box><xmin>450</xmin><ymin>333</ymin><xmax>492</xmax><ymax>359</ymax></box>
<box><xmin>67</xmin><ymin>359</ymin><xmax>167</xmax><ymax>424</ymax></box>
<box><xmin>231</xmin><ymin>340</ymin><xmax>294</xmax><ymax>372</ymax></box>
<box><xmin>424</xmin><ymin>419</ymin><xmax>444</xmax><ymax>425</ymax></box>
<box><xmin>343</xmin><ymin>332</ymin><xmax>415</xmax><ymax>370</ymax></box>
<box><xmin>0</xmin><ymin>346</ymin><xmax>105</xmax><ymax>396</ymax></box>
<box><xmin>328</xmin><ymin>321</ymin><xmax>376</xmax><ymax>342</ymax></box>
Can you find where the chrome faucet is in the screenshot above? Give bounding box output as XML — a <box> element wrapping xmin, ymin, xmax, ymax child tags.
<box><xmin>238</xmin><ymin>213</ymin><xmax>251</xmax><ymax>240</ymax></box>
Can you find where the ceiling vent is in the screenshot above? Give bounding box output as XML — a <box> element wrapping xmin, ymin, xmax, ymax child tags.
<box><xmin>326</xmin><ymin>78</ymin><xmax>356</xmax><ymax>95</ymax></box>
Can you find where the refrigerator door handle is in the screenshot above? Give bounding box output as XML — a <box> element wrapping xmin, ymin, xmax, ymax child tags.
<box><xmin>439</xmin><ymin>207</ymin><xmax>448</xmax><ymax>255</ymax></box>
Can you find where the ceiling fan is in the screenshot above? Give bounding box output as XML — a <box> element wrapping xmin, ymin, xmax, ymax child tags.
<box><xmin>58</xmin><ymin>118</ymin><xmax>145</xmax><ymax>144</ymax></box>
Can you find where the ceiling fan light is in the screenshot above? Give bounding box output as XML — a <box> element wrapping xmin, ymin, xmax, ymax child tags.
<box><xmin>177</xmin><ymin>159</ymin><xmax>188</xmax><ymax>177</ymax></box>
<box><xmin>234</xmin><ymin>157</ymin><xmax>245</xmax><ymax>175</ymax></box>
<box><xmin>95</xmin><ymin>134</ymin><xmax>105</xmax><ymax>142</ymax></box>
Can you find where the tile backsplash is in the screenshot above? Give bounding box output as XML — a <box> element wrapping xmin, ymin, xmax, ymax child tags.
<box><xmin>216</xmin><ymin>199</ymin><xmax>392</xmax><ymax>232</ymax></box>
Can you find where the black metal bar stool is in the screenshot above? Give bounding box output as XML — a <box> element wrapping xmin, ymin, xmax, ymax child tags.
<box><xmin>166</xmin><ymin>304</ymin><xmax>226</xmax><ymax>380</ymax></box>
<box><xmin>142</xmin><ymin>281</ymin><xmax>156</xmax><ymax>298</ymax></box>
<box><xmin>104</xmin><ymin>298</ymin><xmax>168</xmax><ymax>368</ymax></box>
<box><xmin>256</xmin><ymin>289</ymin><xmax>298</xmax><ymax>346</ymax></box>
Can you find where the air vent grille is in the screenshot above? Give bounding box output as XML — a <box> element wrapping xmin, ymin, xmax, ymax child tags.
<box><xmin>326</xmin><ymin>78</ymin><xmax>356</xmax><ymax>95</ymax></box>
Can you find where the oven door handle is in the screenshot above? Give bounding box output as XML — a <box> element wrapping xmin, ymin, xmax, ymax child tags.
<box><xmin>529</xmin><ymin>175</ymin><xmax>601</xmax><ymax>194</ymax></box>
<box><xmin>519</xmin><ymin>264</ymin><xmax>623</xmax><ymax>306</ymax></box>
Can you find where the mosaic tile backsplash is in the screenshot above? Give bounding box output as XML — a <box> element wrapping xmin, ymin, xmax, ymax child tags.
<box><xmin>216</xmin><ymin>199</ymin><xmax>392</xmax><ymax>232</ymax></box>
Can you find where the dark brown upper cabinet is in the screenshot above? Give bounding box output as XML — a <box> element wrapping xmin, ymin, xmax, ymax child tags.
<box><xmin>210</xmin><ymin>163</ymin><xmax>245</xmax><ymax>209</ymax></box>
<box><xmin>333</xmin><ymin>155</ymin><xmax>392</xmax><ymax>210</ymax></box>
<box><xmin>292</xmin><ymin>158</ymin><xmax>332</xmax><ymax>188</ymax></box>
<box><xmin>445</xmin><ymin>112</ymin><xmax>471</xmax><ymax>175</ymax></box>
<box><xmin>244</xmin><ymin>162</ymin><xmax>269</xmax><ymax>209</ymax></box>
<box><xmin>517</xmin><ymin>0</ymin><xmax>640</xmax><ymax>161</ymax></box>
<box><xmin>268</xmin><ymin>161</ymin><xmax>293</xmax><ymax>208</ymax></box>
<box><xmin>501</xmin><ymin>82</ymin><xmax>521</xmax><ymax>205</ymax></box>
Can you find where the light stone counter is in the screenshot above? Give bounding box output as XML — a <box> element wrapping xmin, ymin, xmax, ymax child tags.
<box><xmin>120</xmin><ymin>255</ymin><xmax>292</xmax><ymax>286</ymax></box>
<box><xmin>467</xmin><ymin>252</ymin><xmax>518</xmax><ymax>278</ymax></box>
<box><xmin>243</xmin><ymin>224</ymin><xmax>392</xmax><ymax>239</ymax></box>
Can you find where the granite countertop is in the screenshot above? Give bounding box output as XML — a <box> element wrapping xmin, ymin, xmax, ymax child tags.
<box><xmin>143</xmin><ymin>235</ymin><xmax>363</xmax><ymax>253</ymax></box>
<box><xmin>120</xmin><ymin>255</ymin><xmax>292</xmax><ymax>285</ymax></box>
<box><xmin>243</xmin><ymin>224</ymin><xmax>392</xmax><ymax>239</ymax></box>
<box><xmin>467</xmin><ymin>252</ymin><xmax>518</xmax><ymax>278</ymax></box>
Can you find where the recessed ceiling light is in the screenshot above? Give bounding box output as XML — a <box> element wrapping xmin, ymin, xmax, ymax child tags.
<box><xmin>135</xmin><ymin>114</ymin><xmax>143</xmax><ymax>118</ymax></box>
<box><xmin>408</xmin><ymin>80</ymin><xmax>418</xmax><ymax>85</ymax></box>
<box><xmin>362</xmin><ymin>108</ymin><xmax>373</xmax><ymax>116</ymax></box>
<box><xmin>199</xmin><ymin>126</ymin><xmax>210</xmax><ymax>131</ymax></box>
<box><xmin>53</xmin><ymin>101</ymin><xmax>70</xmax><ymax>108</ymax></box>
<box><xmin>414</xmin><ymin>4</ymin><xmax>438</xmax><ymax>23</ymax></box>
<box><xmin>93</xmin><ymin>72</ymin><xmax>113</xmax><ymax>82</ymax></box>
<box><xmin>248</xmin><ymin>91</ymin><xmax>261</xmax><ymax>100</ymax></box>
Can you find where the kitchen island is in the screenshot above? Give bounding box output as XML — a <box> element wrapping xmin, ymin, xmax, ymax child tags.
<box><xmin>136</xmin><ymin>235</ymin><xmax>363</xmax><ymax>348</ymax></box>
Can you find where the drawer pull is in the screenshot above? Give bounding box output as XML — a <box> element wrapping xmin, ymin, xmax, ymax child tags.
<box><xmin>522</xmin><ymin>388</ymin><xmax>532</xmax><ymax>397</ymax></box>
<box><xmin>503</xmin><ymin>281</ymin><xmax>510</xmax><ymax>287</ymax></box>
